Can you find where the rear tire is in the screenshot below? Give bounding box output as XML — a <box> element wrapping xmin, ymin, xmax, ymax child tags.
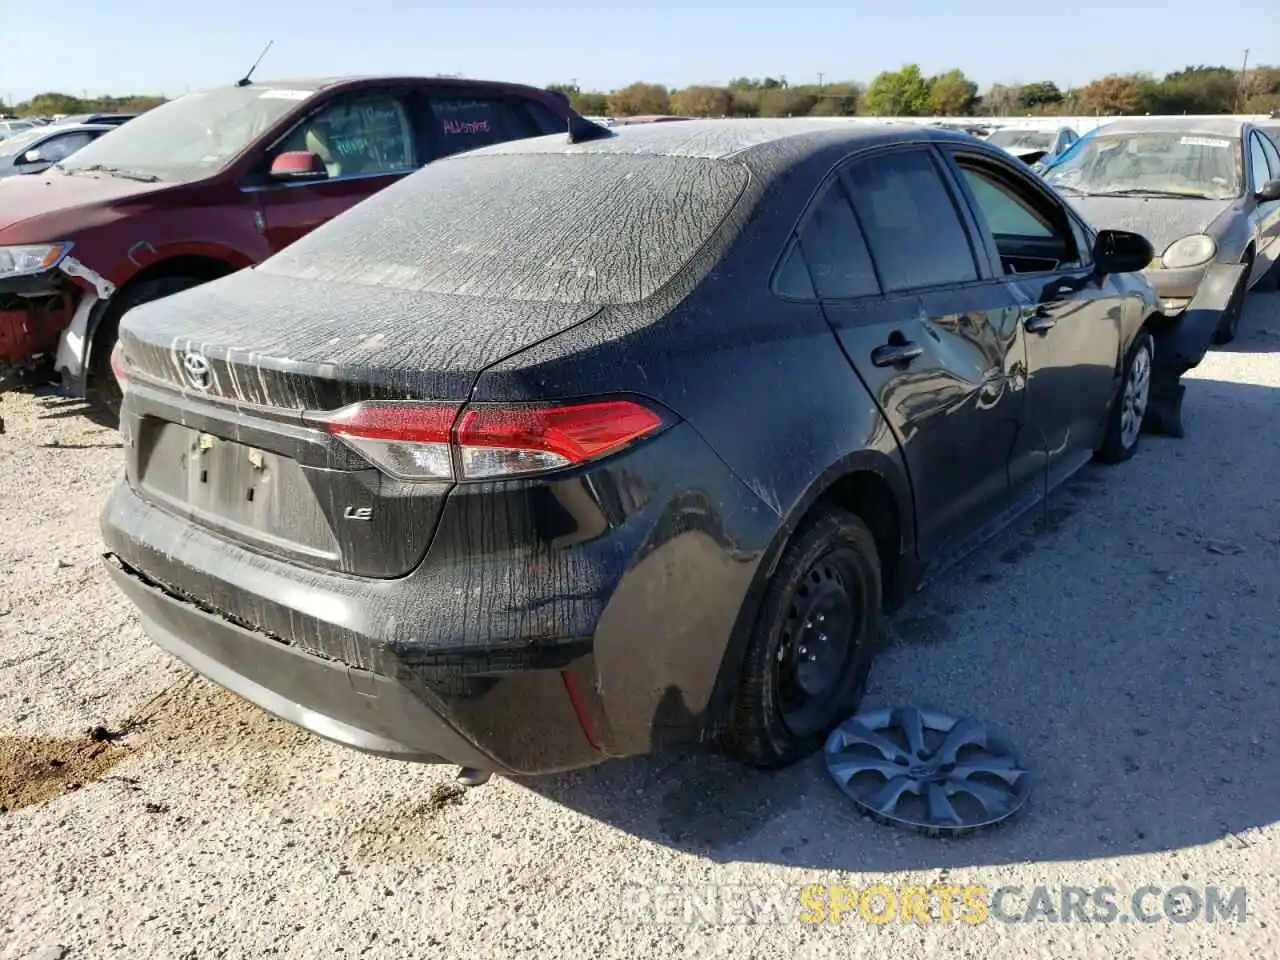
<box><xmin>725</xmin><ymin>506</ymin><xmax>883</xmax><ymax>768</ymax></box>
<box><xmin>87</xmin><ymin>275</ymin><xmax>206</xmax><ymax>421</ymax></box>
<box><xmin>1096</xmin><ymin>330</ymin><xmax>1153</xmax><ymax>465</ymax></box>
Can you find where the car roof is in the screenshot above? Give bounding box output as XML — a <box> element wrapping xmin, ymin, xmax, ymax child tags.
<box><xmin>458</xmin><ymin>117</ymin><xmax>973</xmax><ymax>162</ymax></box>
<box><xmin>37</xmin><ymin>123</ymin><xmax>115</xmax><ymax>135</ymax></box>
<box><xmin>1094</xmin><ymin>116</ymin><xmax>1246</xmax><ymax>138</ymax></box>
<box><xmin>239</xmin><ymin>76</ymin><xmax>557</xmax><ymax>96</ymax></box>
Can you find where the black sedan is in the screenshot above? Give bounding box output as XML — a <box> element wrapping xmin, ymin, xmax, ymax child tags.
<box><xmin>102</xmin><ymin>118</ymin><xmax>1161</xmax><ymax>778</ymax></box>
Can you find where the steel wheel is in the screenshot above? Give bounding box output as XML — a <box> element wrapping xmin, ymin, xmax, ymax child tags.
<box><xmin>775</xmin><ymin>549</ymin><xmax>861</xmax><ymax>739</ymax></box>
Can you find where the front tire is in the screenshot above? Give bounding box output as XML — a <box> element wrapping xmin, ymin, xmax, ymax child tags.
<box><xmin>1096</xmin><ymin>329</ymin><xmax>1153</xmax><ymax>464</ymax></box>
<box><xmin>87</xmin><ymin>275</ymin><xmax>207</xmax><ymax>421</ymax></box>
<box><xmin>1211</xmin><ymin>252</ymin><xmax>1253</xmax><ymax>346</ymax></box>
<box><xmin>725</xmin><ymin>506</ymin><xmax>883</xmax><ymax>768</ymax></box>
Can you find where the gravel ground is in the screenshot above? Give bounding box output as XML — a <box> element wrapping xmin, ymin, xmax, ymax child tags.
<box><xmin>2</xmin><ymin>294</ymin><xmax>1280</xmax><ymax>960</ymax></box>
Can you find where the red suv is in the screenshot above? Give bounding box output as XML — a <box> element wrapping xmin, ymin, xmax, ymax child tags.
<box><xmin>0</xmin><ymin>76</ymin><xmax>575</xmax><ymax>412</ymax></box>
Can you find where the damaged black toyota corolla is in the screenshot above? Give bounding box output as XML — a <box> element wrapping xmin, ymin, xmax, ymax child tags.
<box><xmin>102</xmin><ymin>118</ymin><xmax>1163</xmax><ymax>778</ymax></box>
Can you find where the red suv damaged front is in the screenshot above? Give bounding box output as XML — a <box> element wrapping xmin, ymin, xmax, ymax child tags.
<box><xmin>0</xmin><ymin>77</ymin><xmax>575</xmax><ymax>401</ymax></box>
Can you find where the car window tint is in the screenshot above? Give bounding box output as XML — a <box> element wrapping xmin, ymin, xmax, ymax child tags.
<box><xmin>960</xmin><ymin>166</ymin><xmax>1055</xmax><ymax>238</ymax></box>
<box><xmin>774</xmin><ymin>239</ymin><xmax>816</xmax><ymax>299</ymax></box>
<box><xmin>426</xmin><ymin>96</ymin><xmax>529</xmax><ymax>158</ymax></box>
<box><xmin>274</xmin><ymin>94</ymin><xmax>415</xmax><ymax>180</ymax></box>
<box><xmin>1248</xmin><ymin>134</ymin><xmax>1270</xmax><ymax>191</ymax></box>
<box><xmin>1258</xmin><ymin>132</ymin><xmax>1280</xmax><ymax>181</ymax></box>
<box><xmin>843</xmin><ymin>149</ymin><xmax>977</xmax><ymax>293</ymax></box>
<box><xmin>796</xmin><ymin>178</ymin><xmax>880</xmax><ymax>299</ymax></box>
<box><xmin>522</xmin><ymin>100</ymin><xmax>567</xmax><ymax>136</ymax></box>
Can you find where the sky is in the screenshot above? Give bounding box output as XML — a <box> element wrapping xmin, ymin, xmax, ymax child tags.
<box><xmin>2</xmin><ymin>0</ymin><xmax>1276</xmax><ymax>103</ymax></box>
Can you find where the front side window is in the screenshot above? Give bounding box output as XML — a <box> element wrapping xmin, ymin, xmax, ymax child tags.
<box><xmin>842</xmin><ymin>148</ymin><xmax>978</xmax><ymax>293</ymax></box>
<box><xmin>1043</xmin><ymin>131</ymin><xmax>1243</xmax><ymax>200</ymax></box>
<box><xmin>957</xmin><ymin>161</ymin><xmax>1080</xmax><ymax>274</ymax></box>
<box><xmin>271</xmin><ymin>94</ymin><xmax>415</xmax><ymax>180</ymax></box>
<box><xmin>1257</xmin><ymin>132</ymin><xmax>1280</xmax><ymax>182</ymax></box>
<box><xmin>1248</xmin><ymin>133</ymin><xmax>1271</xmax><ymax>192</ymax></box>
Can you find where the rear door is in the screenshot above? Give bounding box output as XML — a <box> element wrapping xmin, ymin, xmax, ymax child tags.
<box><xmin>249</xmin><ymin>87</ymin><xmax>420</xmax><ymax>252</ymax></box>
<box><xmin>813</xmin><ymin>144</ymin><xmax>1030</xmax><ymax>564</ymax></box>
<box><xmin>941</xmin><ymin>145</ymin><xmax>1125</xmax><ymax>490</ymax></box>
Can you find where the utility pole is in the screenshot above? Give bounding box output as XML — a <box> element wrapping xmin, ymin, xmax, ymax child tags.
<box><xmin>1237</xmin><ymin>48</ymin><xmax>1250</xmax><ymax>112</ymax></box>
<box><xmin>817</xmin><ymin>72</ymin><xmax>824</xmax><ymax>92</ymax></box>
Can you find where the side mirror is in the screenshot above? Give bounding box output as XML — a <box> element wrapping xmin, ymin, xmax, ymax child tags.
<box><xmin>1257</xmin><ymin>178</ymin><xmax>1280</xmax><ymax>202</ymax></box>
<box><xmin>1093</xmin><ymin>228</ymin><xmax>1155</xmax><ymax>275</ymax></box>
<box><xmin>269</xmin><ymin>150</ymin><xmax>327</xmax><ymax>181</ymax></box>
<box><xmin>19</xmin><ymin>148</ymin><xmax>43</xmax><ymax>164</ymax></box>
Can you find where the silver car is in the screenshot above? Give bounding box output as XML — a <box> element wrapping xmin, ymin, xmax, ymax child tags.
<box><xmin>0</xmin><ymin>123</ymin><xmax>113</xmax><ymax>178</ymax></box>
<box><xmin>1043</xmin><ymin>117</ymin><xmax>1280</xmax><ymax>345</ymax></box>
<box><xmin>985</xmin><ymin>125</ymin><xmax>1078</xmax><ymax>167</ymax></box>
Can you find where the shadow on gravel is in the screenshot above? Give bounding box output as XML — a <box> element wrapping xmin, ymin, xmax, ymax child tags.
<box><xmin>522</xmin><ymin>374</ymin><xmax>1280</xmax><ymax>871</ymax></box>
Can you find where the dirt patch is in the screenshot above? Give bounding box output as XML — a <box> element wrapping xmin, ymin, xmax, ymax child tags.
<box><xmin>0</xmin><ymin>734</ymin><xmax>129</xmax><ymax>813</ymax></box>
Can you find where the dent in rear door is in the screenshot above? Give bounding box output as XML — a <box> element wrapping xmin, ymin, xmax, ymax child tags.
<box><xmin>803</xmin><ymin>148</ymin><xmax>1025</xmax><ymax>563</ymax></box>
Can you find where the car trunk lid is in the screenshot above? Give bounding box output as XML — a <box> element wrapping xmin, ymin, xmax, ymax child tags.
<box><xmin>116</xmin><ymin>269</ymin><xmax>600</xmax><ymax>579</ymax></box>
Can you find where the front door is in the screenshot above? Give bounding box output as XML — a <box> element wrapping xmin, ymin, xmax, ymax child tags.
<box><xmin>943</xmin><ymin>147</ymin><xmax>1127</xmax><ymax>490</ymax></box>
<box><xmin>251</xmin><ymin>89</ymin><xmax>420</xmax><ymax>253</ymax></box>
<box><xmin>811</xmin><ymin>146</ymin><xmax>1027</xmax><ymax>563</ymax></box>
<box><xmin>1247</xmin><ymin>131</ymin><xmax>1280</xmax><ymax>285</ymax></box>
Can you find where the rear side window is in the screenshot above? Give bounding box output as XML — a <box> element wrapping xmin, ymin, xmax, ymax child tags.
<box><xmin>843</xmin><ymin>149</ymin><xmax>978</xmax><ymax>293</ymax></box>
<box><xmin>795</xmin><ymin>178</ymin><xmax>879</xmax><ymax>299</ymax></box>
<box><xmin>426</xmin><ymin>96</ymin><xmax>542</xmax><ymax>158</ymax></box>
<box><xmin>261</xmin><ymin>153</ymin><xmax>749</xmax><ymax>305</ymax></box>
<box><xmin>522</xmin><ymin>99</ymin><xmax>568</xmax><ymax>135</ymax></box>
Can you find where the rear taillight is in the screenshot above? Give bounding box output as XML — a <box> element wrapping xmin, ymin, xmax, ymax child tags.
<box><xmin>109</xmin><ymin>341</ymin><xmax>129</xmax><ymax>393</ymax></box>
<box><xmin>316</xmin><ymin>399</ymin><xmax>667</xmax><ymax>482</ymax></box>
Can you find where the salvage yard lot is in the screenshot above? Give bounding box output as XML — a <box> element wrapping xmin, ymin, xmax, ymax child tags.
<box><xmin>3</xmin><ymin>294</ymin><xmax>1280</xmax><ymax>959</ymax></box>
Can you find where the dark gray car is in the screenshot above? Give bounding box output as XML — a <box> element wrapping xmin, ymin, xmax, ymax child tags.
<box><xmin>1043</xmin><ymin>117</ymin><xmax>1280</xmax><ymax>345</ymax></box>
<box><xmin>0</xmin><ymin>123</ymin><xmax>114</xmax><ymax>178</ymax></box>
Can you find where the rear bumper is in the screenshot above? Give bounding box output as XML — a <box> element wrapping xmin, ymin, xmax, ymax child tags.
<box><xmin>101</xmin><ymin>419</ymin><xmax>774</xmax><ymax>774</ymax></box>
<box><xmin>105</xmin><ymin>553</ymin><xmax>498</xmax><ymax>768</ymax></box>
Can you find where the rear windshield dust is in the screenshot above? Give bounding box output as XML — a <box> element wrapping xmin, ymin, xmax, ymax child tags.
<box><xmin>259</xmin><ymin>152</ymin><xmax>750</xmax><ymax>305</ymax></box>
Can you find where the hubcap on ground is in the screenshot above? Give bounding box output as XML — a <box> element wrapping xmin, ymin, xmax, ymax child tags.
<box><xmin>777</xmin><ymin>554</ymin><xmax>858</xmax><ymax>737</ymax></box>
<box><xmin>825</xmin><ymin>707</ymin><xmax>1030</xmax><ymax>833</ymax></box>
<box><xmin>1119</xmin><ymin>343</ymin><xmax>1151</xmax><ymax>450</ymax></box>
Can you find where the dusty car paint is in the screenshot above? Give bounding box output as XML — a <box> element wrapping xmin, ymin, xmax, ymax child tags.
<box><xmin>102</xmin><ymin>119</ymin><xmax>1164</xmax><ymax>775</ymax></box>
<box><xmin>0</xmin><ymin>76</ymin><xmax>576</xmax><ymax>390</ymax></box>
<box><xmin>1046</xmin><ymin>116</ymin><xmax>1280</xmax><ymax>364</ymax></box>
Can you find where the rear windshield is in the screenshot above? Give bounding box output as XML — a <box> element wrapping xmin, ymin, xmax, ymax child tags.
<box><xmin>259</xmin><ymin>152</ymin><xmax>750</xmax><ymax>304</ymax></box>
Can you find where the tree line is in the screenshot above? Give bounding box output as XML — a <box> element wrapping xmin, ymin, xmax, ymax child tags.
<box><xmin>550</xmin><ymin>64</ymin><xmax>1280</xmax><ymax>119</ymax></box>
<box><xmin>5</xmin><ymin>64</ymin><xmax>1278</xmax><ymax>121</ymax></box>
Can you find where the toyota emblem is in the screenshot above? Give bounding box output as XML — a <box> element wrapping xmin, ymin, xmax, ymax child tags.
<box><xmin>182</xmin><ymin>351</ymin><xmax>211</xmax><ymax>390</ymax></box>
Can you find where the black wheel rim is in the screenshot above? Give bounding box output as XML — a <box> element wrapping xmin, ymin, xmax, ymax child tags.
<box><xmin>776</xmin><ymin>549</ymin><xmax>861</xmax><ymax>738</ymax></box>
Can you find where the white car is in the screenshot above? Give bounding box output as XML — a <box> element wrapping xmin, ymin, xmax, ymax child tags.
<box><xmin>985</xmin><ymin>125</ymin><xmax>1078</xmax><ymax>166</ymax></box>
<box><xmin>0</xmin><ymin>119</ymin><xmax>38</xmax><ymax>141</ymax></box>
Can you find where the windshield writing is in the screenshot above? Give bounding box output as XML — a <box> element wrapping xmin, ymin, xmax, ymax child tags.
<box><xmin>1044</xmin><ymin>132</ymin><xmax>1241</xmax><ymax>199</ymax></box>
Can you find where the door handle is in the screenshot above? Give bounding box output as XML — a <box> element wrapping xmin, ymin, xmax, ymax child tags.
<box><xmin>1022</xmin><ymin>305</ymin><xmax>1057</xmax><ymax>333</ymax></box>
<box><xmin>871</xmin><ymin>341</ymin><xmax>924</xmax><ymax>367</ymax></box>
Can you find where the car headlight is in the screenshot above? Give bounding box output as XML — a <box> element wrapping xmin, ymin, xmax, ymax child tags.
<box><xmin>0</xmin><ymin>243</ymin><xmax>73</xmax><ymax>280</ymax></box>
<box><xmin>1160</xmin><ymin>234</ymin><xmax>1216</xmax><ymax>269</ymax></box>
